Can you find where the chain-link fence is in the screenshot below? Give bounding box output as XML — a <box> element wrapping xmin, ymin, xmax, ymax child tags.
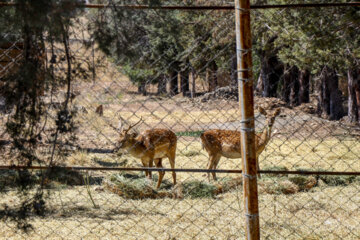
<box><xmin>251</xmin><ymin>2</ymin><xmax>360</xmax><ymax>239</ymax></box>
<box><xmin>0</xmin><ymin>1</ymin><xmax>359</xmax><ymax>239</ymax></box>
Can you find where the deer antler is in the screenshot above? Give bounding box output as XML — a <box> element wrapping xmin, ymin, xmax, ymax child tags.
<box><xmin>125</xmin><ymin>117</ymin><xmax>143</xmax><ymax>133</ymax></box>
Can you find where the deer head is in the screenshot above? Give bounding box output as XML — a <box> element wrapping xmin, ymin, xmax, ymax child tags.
<box><xmin>262</xmin><ymin>107</ymin><xmax>280</xmax><ymax>129</ymax></box>
<box><xmin>257</xmin><ymin>107</ymin><xmax>281</xmax><ymax>146</ymax></box>
<box><xmin>116</xmin><ymin>117</ymin><xmax>142</xmax><ymax>150</ymax></box>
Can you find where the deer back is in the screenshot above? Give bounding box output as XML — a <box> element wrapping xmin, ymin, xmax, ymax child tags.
<box><xmin>140</xmin><ymin>129</ymin><xmax>177</xmax><ymax>156</ymax></box>
<box><xmin>201</xmin><ymin>130</ymin><xmax>242</xmax><ymax>157</ymax></box>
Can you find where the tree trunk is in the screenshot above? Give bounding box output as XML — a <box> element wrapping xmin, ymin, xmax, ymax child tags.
<box><xmin>190</xmin><ymin>71</ymin><xmax>196</xmax><ymax>98</ymax></box>
<box><xmin>281</xmin><ymin>67</ymin><xmax>290</xmax><ymax>103</ymax></box>
<box><xmin>180</xmin><ymin>71</ymin><xmax>189</xmax><ymax>97</ymax></box>
<box><xmin>282</xmin><ymin>65</ymin><xmax>299</xmax><ymax>106</ymax></box>
<box><xmin>318</xmin><ymin>68</ymin><xmax>330</xmax><ymax>117</ymax></box>
<box><xmin>356</xmin><ymin>83</ymin><xmax>360</xmax><ymax>124</ymax></box>
<box><xmin>157</xmin><ymin>75</ymin><xmax>167</xmax><ymax>95</ymax></box>
<box><xmin>356</xmin><ymin>78</ymin><xmax>360</xmax><ymax>124</ymax></box>
<box><xmin>348</xmin><ymin>68</ymin><xmax>360</xmax><ymax>123</ymax></box>
<box><xmin>258</xmin><ymin>54</ymin><xmax>283</xmax><ymax>97</ymax></box>
<box><xmin>231</xmin><ymin>54</ymin><xmax>237</xmax><ymax>87</ymax></box>
<box><xmin>299</xmin><ymin>69</ymin><xmax>310</xmax><ymax>104</ymax></box>
<box><xmin>255</xmin><ymin>73</ymin><xmax>264</xmax><ymax>96</ymax></box>
<box><xmin>269</xmin><ymin>56</ymin><xmax>283</xmax><ymax>97</ymax></box>
<box><xmin>138</xmin><ymin>82</ymin><xmax>146</xmax><ymax>96</ymax></box>
<box><xmin>290</xmin><ymin>71</ymin><xmax>300</xmax><ymax>106</ymax></box>
<box><xmin>318</xmin><ymin>66</ymin><xmax>344</xmax><ymax>120</ymax></box>
<box><xmin>169</xmin><ymin>71</ymin><xmax>178</xmax><ymax>96</ymax></box>
<box><xmin>208</xmin><ymin>62</ymin><xmax>218</xmax><ymax>92</ymax></box>
<box><xmin>259</xmin><ymin>56</ymin><xmax>270</xmax><ymax>97</ymax></box>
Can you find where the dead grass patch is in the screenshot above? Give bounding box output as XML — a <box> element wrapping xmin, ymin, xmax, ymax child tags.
<box><xmin>102</xmin><ymin>170</ymin><xmax>358</xmax><ymax>200</ymax></box>
<box><xmin>104</xmin><ymin>172</ymin><xmax>243</xmax><ymax>200</ymax></box>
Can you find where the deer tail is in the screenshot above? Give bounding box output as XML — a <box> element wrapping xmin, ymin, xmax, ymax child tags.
<box><xmin>200</xmin><ymin>132</ymin><xmax>205</xmax><ymax>150</ymax></box>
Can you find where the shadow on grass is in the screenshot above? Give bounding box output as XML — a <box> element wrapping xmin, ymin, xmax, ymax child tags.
<box><xmin>0</xmin><ymin>205</ymin><xmax>34</xmax><ymax>233</ymax></box>
<box><xmin>94</xmin><ymin>157</ymin><xmax>128</xmax><ymax>167</ymax></box>
<box><xmin>0</xmin><ymin>168</ymin><xmax>103</xmax><ymax>191</ymax></box>
<box><xmin>53</xmin><ymin>206</ymin><xmax>139</xmax><ymax>220</ymax></box>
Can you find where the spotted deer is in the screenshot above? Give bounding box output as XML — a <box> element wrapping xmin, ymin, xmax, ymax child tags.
<box><xmin>114</xmin><ymin>118</ymin><xmax>177</xmax><ymax>189</ymax></box>
<box><xmin>200</xmin><ymin>107</ymin><xmax>281</xmax><ymax>181</ymax></box>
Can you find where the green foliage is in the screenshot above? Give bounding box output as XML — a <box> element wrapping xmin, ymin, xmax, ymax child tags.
<box><xmin>252</xmin><ymin>0</ymin><xmax>360</xmax><ymax>74</ymax></box>
<box><xmin>92</xmin><ymin>1</ymin><xmax>235</xmax><ymax>90</ymax></box>
<box><xmin>0</xmin><ymin>0</ymin><xmax>86</xmax><ymax>231</ymax></box>
<box><xmin>122</xmin><ymin>64</ymin><xmax>155</xmax><ymax>86</ymax></box>
<box><xmin>1</xmin><ymin>0</ymin><xmax>84</xmax><ymax>165</ymax></box>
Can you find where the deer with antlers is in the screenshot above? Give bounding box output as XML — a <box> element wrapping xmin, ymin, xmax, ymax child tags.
<box><xmin>114</xmin><ymin>118</ymin><xmax>177</xmax><ymax>189</ymax></box>
<box><xmin>200</xmin><ymin>107</ymin><xmax>281</xmax><ymax>181</ymax></box>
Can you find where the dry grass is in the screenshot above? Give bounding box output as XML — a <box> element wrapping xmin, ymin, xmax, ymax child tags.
<box><xmin>0</xmin><ymin>183</ymin><xmax>359</xmax><ymax>239</ymax></box>
<box><xmin>67</xmin><ymin>151</ymin><xmax>91</xmax><ymax>166</ymax></box>
<box><xmin>262</xmin><ymin>138</ymin><xmax>360</xmax><ymax>172</ymax></box>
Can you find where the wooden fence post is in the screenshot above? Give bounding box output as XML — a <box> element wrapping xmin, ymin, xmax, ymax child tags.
<box><xmin>234</xmin><ymin>0</ymin><xmax>260</xmax><ymax>239</ymax></box>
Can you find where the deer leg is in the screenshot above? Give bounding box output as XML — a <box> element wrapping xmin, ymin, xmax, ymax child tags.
<box><xmin>208</xmin><ymin>154</ymin><xmax>220</xmax><ymax>181</ymax></box>
<box><xmin>256</xmin><ymin>156</ymin><xmax>261</xmax><ymax>179</ymax></box>
<box><xmin>213</xmin><ymin>154</ymin><xmax>222</xmax><ymax>181</ymax></box>
<box><xmin>168</xmin><ymin>150</ymin><xmax>177</xmax><ymax>186</ymax></box>
<box><xmin>155</xmin><ymin>158</ymin><xmax>164</xmax><ymax>189</ymax></box>
<box><xmin>207</xmin><ymin>156</ymin><xmax>214</xmax><ymax>181</ymax></box>
<box><xmin>148</xmin><ymin>159</ymin><xmax>154</xmax><ymax>180</ymax></box>
<box><xmin>141</xmin><ymin>158</ymin><xmax>151</xmax><ymax>179</ymax></box>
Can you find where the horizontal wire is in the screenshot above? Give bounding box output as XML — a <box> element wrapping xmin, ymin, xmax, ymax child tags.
<box><xmin>0</xmin><ymin>2</ymin><xmax>360</xmax><ymax>10</ymax></box>
<box><xmin>1</xmin><ymin>165</ymin><xmax>360</xmax><ymax>176</ymax></box>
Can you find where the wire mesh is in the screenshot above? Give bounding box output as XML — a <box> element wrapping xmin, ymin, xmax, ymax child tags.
<box><xmin>0</xmin><ymin>1</ymin><xmax>359</xmax><ymax>239</ymax></box>
<box><xmin>252</xmin><ymin>2</ymin><xmax>360</xmax><ymax>239</ymax></box>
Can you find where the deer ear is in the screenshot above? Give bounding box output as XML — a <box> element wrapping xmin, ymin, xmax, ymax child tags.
<box><xmin>258</xmin><ymin>106</ymin><xmax>267</xmax><ymax>116</ymax></box>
